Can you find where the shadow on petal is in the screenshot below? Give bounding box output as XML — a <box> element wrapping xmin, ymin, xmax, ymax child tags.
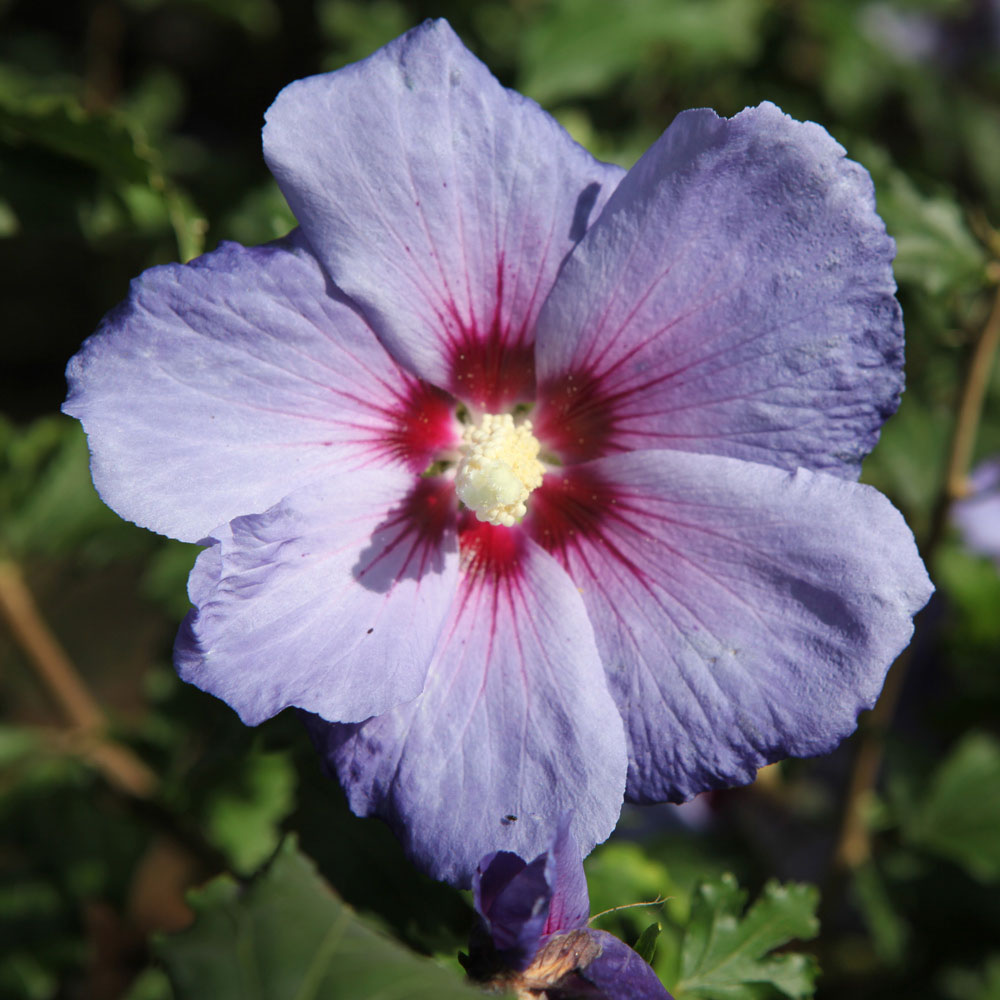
<box><xmin>352</xmin><ymin>477</ymin><xmax>457</xmax><ymax>593</ymax></box>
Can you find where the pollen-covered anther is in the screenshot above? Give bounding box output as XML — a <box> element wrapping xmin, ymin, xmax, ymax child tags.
<box><xmin>455</xmin><ymin>413</ymin><xmax>544</xmax><ymax>527</ymax></box>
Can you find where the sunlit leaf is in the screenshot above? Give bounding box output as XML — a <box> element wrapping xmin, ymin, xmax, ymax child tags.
<box><xmin>203</xmin><ymin>749</ymin><xmax>296</xmax><ymax>875</ymax></box>
<box><xmin>0</xmin><ymin>197</ymin><xmax>20</xmax><ymax>237</ymax></box>
<box><xmin>587</xmin><ymin>840</ymin><xmax>676</xmax><ymax>922</ymax></box>
<box><xmin>141</xmin><ymin>541</ymin><xmax>200</xmax><ymax>622</ymax></box>
<box><xmin>861</xmin><ymin>146</ymin><xmax>989</xmax><ymax>297</ymax></box>
<box><xmin>672</xmin><ymin>875</ymin><xmax>819</xmax><ymax>1000</ymax></box>
<box><xmin>317</xmin><ymin>0</ymin><xmax>410</xmax><ymax>68</ymax></box>
<box><xmin>219</xmin><ymin>180</ymin><xmax>296</xmax><ymax>246</ymax></box>
<box><xmin>0</xmin><ymin>416</ymin><xmax>149</xmax><ymax>561</ymax></box>
<box><xmin>158</xmin><ymin>838</ymin><xmax>482</xmax><ymax>999</ymax></box>
<box><xmin>518</xmin><ymin>0</ymin><xmax>765</xmax><ymax>104</ymax></box>
<box><xmin>935</xmin><ymin>543</ymin><xmax>1000</xmax><ymax>646</ymax></box>
<box><xmin>635</xmin><ymin>922</ymin><xmax>662</xmax><ymax>966</ymax></box>
<box><xmin>122</xmin><ymin>967</ymin><xmax>176</xmax><ymax>1000</ymax></box>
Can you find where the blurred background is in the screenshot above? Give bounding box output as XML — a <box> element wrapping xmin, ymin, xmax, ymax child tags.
<box><xmin>2</xmin><ymin>1</ymin><xmax>1000</xmax><ymax>998</ymax></box>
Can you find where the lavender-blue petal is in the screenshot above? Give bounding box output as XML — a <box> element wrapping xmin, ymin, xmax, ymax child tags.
<box><xmin>263</xmin><ymin>19</ymin><xmax>623</xmax><ymax>397</ymax></box>
<box><xmin>64</xmin><ymin>231</ymin><xmax>427</xmax><ymax>543</ymax></box>
<box><xmin>473</xmin><ymin>816</ymin><xmax>590</xmax><ymax>968</ymax></box>
<box><xmin>474</xmin><ymin>851</ymin><xmax>551</xmax><ymax>970</ymax></box>
<box><xmin>474</xmin><ymin>851</ymin><xmax>528</xmax><ymax>923</ymax></box>
<box><xmin>174</xmin><ymin>470</ymin><xmax>458</xmax><ymax>725</ymax></box>
<box><xmin>533</xmin><ymin>450</ymin><xmax>932</xmax><ymax>803</ymax></box>
<box><xmin>954</xmin><ymin>458</ymin><xmax>1000</xmax><ymax>563</ymax></box>
<box><xmin>535</xmin><ymin>102</ymin><xmax>903</xmax><ymax>479</ymax></box>
<box><xmin>579</xmin><ymin>930</ymin><xmax>674</xmax><ymax>999</ymax></box>
<box><xmin>307</xmin><ymin>532</ymin><xmax>627</xmax><ymax>886</ymax></box>
<box><xmin>543</xmin><ymin>814</ymin><xmax>591</xmax><ymax>935</ymax></box>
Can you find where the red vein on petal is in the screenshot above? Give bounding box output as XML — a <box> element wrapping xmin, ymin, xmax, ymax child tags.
<box><xmin>447</xmin><ymin>259</ymin><xmax>536</xmax><ymax>411</ymax></box>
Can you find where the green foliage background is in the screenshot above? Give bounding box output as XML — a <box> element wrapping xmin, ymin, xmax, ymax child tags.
<box><xmin>2</xmin><ymin>1</ymin><xmax>1000</xmax><ymax>998</ymax></box>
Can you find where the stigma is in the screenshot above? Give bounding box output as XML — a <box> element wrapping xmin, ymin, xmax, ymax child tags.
<box><xmin>455</xmin><ymin>413</ymin><xmax>544</xmax><ymax>527</ymax></box>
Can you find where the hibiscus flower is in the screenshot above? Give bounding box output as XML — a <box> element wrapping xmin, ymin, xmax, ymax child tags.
<box><xmin>64</xmin><ymin>19</ymin><xmax>932</xmax><ymax>886</ymax></box>
<box><xmin>464</xmin><ymin>816</ymin><xmax>671</xmax><ymax>999</ymax></box>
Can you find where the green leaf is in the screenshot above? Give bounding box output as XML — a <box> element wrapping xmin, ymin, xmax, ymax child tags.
<box><xmin>0</xmin><ymin>416</ymin><xmax>150</xmax><ymax>561</ymax></box>
<box><xmin>956</xmin><ymin>98</ymin><xmax>1000</xmax><ymax>214</ymax></box>
<box><xmin>0</xmin><ymin>953</ymin><xmax>57</xmax><ymax>1000</ymax></box>
<box><xmin>518</xmin><ymin>0</ymin><xmax>765</xmax><ymax>105</ymax></box>
<box><xmin>672</xmin><ymin>874</ymin><xmax>819</xmax><ymax>1000</ymax></box>
<box><xmin>0</xmin><ymin>75</ymin><xmax>205</xmax><ymax>259</ymax></box>
<box><xmin>805</xmin><ymin>0</ymin><xmax>898</xmax><ymax>117</ymax></box>
<box><xmin>0</xmin><ymin>89</ymin><xmax>148</xmax><ymax>184</ymax></box>
<box><xmin>634</xmin><ymin>922</ymin><xmax>662</xmax><ymax>966</ymax></box>
<box><xmin>860</xmin><ymin>146</ymin><xmax>989</xmax><ymax>297</ymax></box>
<box><xmin>121</xmin><ymin>968</ymin><xmax>175</xmax><ymax>1000</ymax></box>
<box><xmin>903</xmin><ymin>733</ymin><xmax>1000</xmax><ymax>882</ymax></box>
<box><xmin>203</xmin><ymin>749</ymin><xmax>296</xmax><ymax>875</ymax></box>
<box><xmin>934</xmin><ymin>544</ymin><xmax>1000</xmax><ymax>647</ymax></box>
<box><xmin>219</xmin><ymin>180</ymin><xmax>296</xmax><ymax>247</ymax></box>
<box><xmin>586</xmin><ymin>840</ymin><xmax>675</xmax><ymax>920</ymax></box>
<box><xmin>177</xmin><ymin>0</ymin><xmax>279</xmax><ymax>37</ymax></box>
<box><xmin>317</xmin><ymin>0</ymin><xmax>410</xmax><ymax>68</ymax></box>
<box><xmin>0</xmin><ymin>725</ymin><xmax>46</xmax><ymax>768</ymax></box>
<box><xmin>0</xmin><ymin>197</ymin><xmax>20</xmax><ymax>237</ymax></box>
<box><xmin>158</xmin><ymin>838</ymin><xmax>482</xmax><ymax>999</ymax></box>
<box><xmin>941</xmin><ymin>953</ymin><xmax>1000</xmax><ymax>1000</ymax></box>
<box><xmin>849</xmin><ymin>861</ymin><xmax>908</xmax><ymax>966</ymax></box>
<box><xmin>859</xmin><ymin>392</ymin><xmax>951</xmax><ymax>532</ymax></box>
<box><xmin>141</xmin><ymin>541</ymin><xmax>201</xmax><ymax>621</ymax></box>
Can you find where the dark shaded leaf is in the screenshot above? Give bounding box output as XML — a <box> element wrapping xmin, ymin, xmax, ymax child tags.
<box><xmin>0</xmin><ymin>80</ymin><xmax>204</xmax><ymax>260</ymax></box>
<box><xmin>903</xmin><ymin>733</ymin><xmax>1000</xmax><ymax>882</ymax></box>
<box><xmin>850</xmin><ymin>861</ymin><xmax>909</xmax><ymax>966</ymax></box>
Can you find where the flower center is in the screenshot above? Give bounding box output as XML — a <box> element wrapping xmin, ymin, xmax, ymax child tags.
<box><xmin>454</xmin><ymin>413</ymin><xmax>544</xmax><ymax>527</ymax></box>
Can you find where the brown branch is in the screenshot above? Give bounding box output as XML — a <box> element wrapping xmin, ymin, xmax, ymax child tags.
<box><xmin>945</xmin><ymin>284</ymin><xmax>1000</xmax><ymax>499</ymax></box>
<box><xmin>0</xmin><ymin>559</ymin><xmax>157</xmax><ymax>798</ymax></box>
<box><xmin>82</xmin><ymin>0</ymin><xmax>124</xmax><ymax>112</ymax></box>
<box><xmin>829</xmin><ymin>648</ymin><xmax>911</xmax><ymax>874</ymax></box>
